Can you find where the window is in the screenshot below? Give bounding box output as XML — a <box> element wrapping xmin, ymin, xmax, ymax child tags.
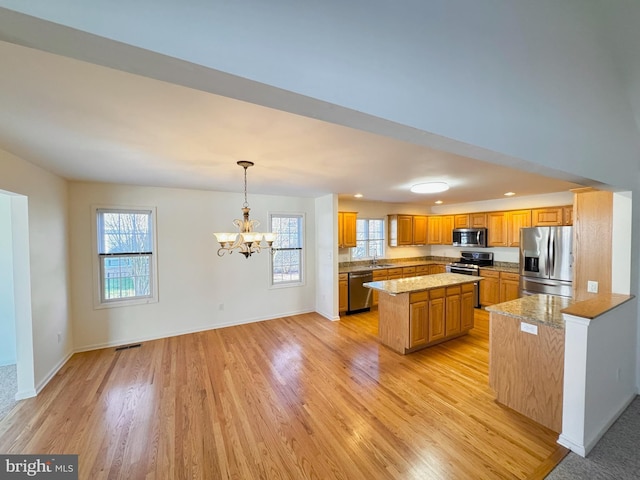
<box><xmin>352</xmin><ymin>218</ymin><xmax>385</xmax><ymax>260</ymax></box>
<box><xmin>95</xmin><ymin>208</ymin><xmax>157</xmax><ymax>306</ymax></box>
<box><xmin>270</xmin><ymin>214</ymin><xmax>304</xmax><ymax>286</ymax></box>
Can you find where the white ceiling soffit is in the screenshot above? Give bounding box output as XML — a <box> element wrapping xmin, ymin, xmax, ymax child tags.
<box><xmin>0</xmin><ymin>9</ymin><xmax>598</xmax><ymax>204</ymax></box>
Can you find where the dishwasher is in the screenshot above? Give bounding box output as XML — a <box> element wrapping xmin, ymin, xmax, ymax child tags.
<box><xmin>347</xmin><ymin>271</ymin><xmax>373</xmax><ymax>314</ymax></box>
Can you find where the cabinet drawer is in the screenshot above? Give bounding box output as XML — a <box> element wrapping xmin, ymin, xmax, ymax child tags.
<box><xmin>416</xmin><ymin>265</ymin><xmax>430</xmax><ymax>275</ymax></box>
<box><xmin>387</xmin><ymin>267</ymin><xmax>403</xmax><ymax>277</ymax></box>
<box><xmin>479</xmin><ymin>269</ymin><xmax>500</xmax><ymax>279</ymax></box>
<box><xmin>372</xmin><ymin>270</ymin><xmax>388</xmax><ymax>280</ymax></box>
<box><xmin>403</xmin><ymin>267</ymin><xmax>416</xmax><ymax>277</ymax></box>
<box><xmin>339</xmin><ymin>273</ymin><xmax>348</xmax><ymax>281</ymax></box>
<box><xmin>462</xmin><ymin>283</ymin><xmax>475</xmax><ymax>293</ymax></box>
<box><xmin>500</xmin><ymin>272</ymin><xmax>520</xmax><ymax>282</ymax></box>
<box><xmin>429</xmin><ymin>287</ymin><xmax>446</xmax><ymax>299</ymax></box>
<box><xmin>446</xmin><ymin>285</ymin><xmax>461</xmax><ymax>295</ymax></box>
<box><xmin>410</xmin><ymin>291</ymin><xmax>429</xmax><ymax>303</ymax></box>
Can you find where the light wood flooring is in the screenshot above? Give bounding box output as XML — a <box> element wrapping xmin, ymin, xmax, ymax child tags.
<box><xmin>0</xmin><ymin>309</ymin><xmax>567</xmax><ymax>479</ymax></box>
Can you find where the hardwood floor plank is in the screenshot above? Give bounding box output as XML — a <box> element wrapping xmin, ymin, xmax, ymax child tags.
<box><xmin>0</xmin><ymin>309</ymin><xmax>564</xmax><ymax>479</ymax></box>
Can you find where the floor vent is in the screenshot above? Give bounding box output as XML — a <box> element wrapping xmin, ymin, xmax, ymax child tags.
<box><xmin>115</xmin><ymin>343</ymin><xmax>142</xmax><ymax>351</ymax></box>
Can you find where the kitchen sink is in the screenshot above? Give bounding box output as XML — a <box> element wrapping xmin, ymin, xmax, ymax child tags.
<box><xmin>370</xmin><ymin>264</ymin><xmax>394</xmax><ymax>268</ymax></box>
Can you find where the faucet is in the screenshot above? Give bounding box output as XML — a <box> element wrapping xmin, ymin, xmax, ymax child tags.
<box><xmin>371</xmin><ymin>252</ymin><xmax>378</xmax><ymax>265</ymax></box>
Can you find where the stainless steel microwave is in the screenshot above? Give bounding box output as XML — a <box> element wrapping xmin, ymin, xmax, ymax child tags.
<box><xmin>452</xmin><ymin>228</ymin><xmax>488</xmax><ymax>248</ymax></box>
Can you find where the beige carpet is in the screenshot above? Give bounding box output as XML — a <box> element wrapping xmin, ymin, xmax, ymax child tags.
<box><xmin>0</xmin><ymin>364</ymin><xmax>17</xmax><ymax>420</ymax></box>
<box><xmin>546</xmin><ymin>396</ymin><xmax>640</xmax><ymax>479</ymax></box>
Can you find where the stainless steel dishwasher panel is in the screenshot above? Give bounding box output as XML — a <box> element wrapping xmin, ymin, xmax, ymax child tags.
<box><xmin>348</xmin><ymin>271</ymin><xmax>373</xmax><ymax>314</ymax></box>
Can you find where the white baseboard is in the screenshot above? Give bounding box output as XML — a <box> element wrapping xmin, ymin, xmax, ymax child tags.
<box><xmin>14</xmin><ymin>388</ymin><xmax>36</xmax><ymax>401</ymax></box>
<box><xmin>35</xmin><ymin>351</ymin><xmax>74</xmax><ymax>395</ymax></box>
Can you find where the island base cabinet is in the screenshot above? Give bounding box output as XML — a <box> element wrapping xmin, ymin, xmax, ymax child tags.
<box><xmin>489</xmin><ymin>312</ymin><xmax>565</xmax><ymax>432</ymax></box>
<box><xmin>378</xmin><ymin>284</ymin><xmax>476</xmax><ymax>355</ymax></box>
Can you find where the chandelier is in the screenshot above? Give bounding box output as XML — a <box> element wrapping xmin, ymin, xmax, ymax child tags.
<box><xmin>214</xmin><ymin>161</ymin><xmax>276</xmax><ymax>258</ymax></box>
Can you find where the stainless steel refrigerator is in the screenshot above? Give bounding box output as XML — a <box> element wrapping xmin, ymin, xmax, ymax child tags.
<box><xmin>519</xmin><ymin>226</ymin><xmax>573</xmax><ymax>297</ymax></box>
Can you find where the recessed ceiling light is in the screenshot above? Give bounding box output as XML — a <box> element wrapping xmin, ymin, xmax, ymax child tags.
<box><xmin>435</xmin><ymin>200</ymin><xmax>443</xmax><ymax>204</ymax></box>
<box><xmin>504</xmin><ymin>192</ymin><xmax>516</xmax><ymax>196</ymax></box>
<box><xmin>354</xmin><ymin>193</ymin><xmax>363</xmax><ymax>198</ymax></box>
<box><xmin>410</xmin><ymin>182</ymin><xmax>450</xmax><ymax>194</ymax></box>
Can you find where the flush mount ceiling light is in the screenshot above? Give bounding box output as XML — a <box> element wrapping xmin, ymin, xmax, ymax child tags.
<box><xmin>213</xmin><ymin>161</ymin><xmax>276</xmax><ymax>258</ymax></box>
<box><xmin>410</xmin><ymin>182</ymin><xmax>450</xmax><ymax>194</ymax></box>
<box><xmin>354</xmin><ymin>193</ymin><xmax>364</xmax><ymax>198</ymax></box>
<box><xmin>504</xmin><ymin>191</ymin><xmax>516</xmax><ymax>196</ymax></box>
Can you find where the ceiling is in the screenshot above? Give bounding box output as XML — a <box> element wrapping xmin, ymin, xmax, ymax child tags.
<box><xmin>0</xmin><ymin>39</ymin><xmax>586</xmax><ymax>206</ymax></box>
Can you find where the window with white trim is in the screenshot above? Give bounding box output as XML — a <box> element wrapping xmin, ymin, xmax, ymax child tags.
<box><xmin>96</xmin><ymin>208</ymin><xmax>157</xmax><ymax>306</ymax></box>
<box><xmin>270</xmin><ymin>214</ymin><xmax>304</xmax><ymax>286</ymax></box>
<box><xmin>352</xmin><ymin>218</ymin><xmax>385</xmax><ymax>260</ymax></box>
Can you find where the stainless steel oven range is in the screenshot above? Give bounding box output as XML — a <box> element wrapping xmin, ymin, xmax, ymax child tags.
<box><xmin>445</xmin><ymin>251</ymin><xmax>494</xmax><ymax>308</ymax></box>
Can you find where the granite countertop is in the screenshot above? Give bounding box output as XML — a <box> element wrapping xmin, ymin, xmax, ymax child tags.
<box><xmin>485</xmin><ymin>294</ymin><xmax>574</xmax><ymax>329</ymax></box>
<box><xmin>478</xmin><ymin>264</ymin><xmax>520</xmax><ymax>274</ymax></box>
<box><xmin>339</xmin><ymin>260</ymin><xmax>447</xmax><ymax>274</ymax></box>
<box><xmin>364</xmin><ymin>273</ymin><xmax>482</xmax><ymax>295</ymax></box>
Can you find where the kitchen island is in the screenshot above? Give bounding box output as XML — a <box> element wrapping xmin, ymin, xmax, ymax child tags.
<box><xmin>365</xmin><ymin>273</ymin><xmax>481</xmax><ymax>354</ymax></box>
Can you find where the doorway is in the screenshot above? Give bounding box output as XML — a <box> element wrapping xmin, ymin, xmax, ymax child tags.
<box><xmin>0</xmin><ymin>190</ymin><xmax>35</xmax><ymax>414</ymax></box>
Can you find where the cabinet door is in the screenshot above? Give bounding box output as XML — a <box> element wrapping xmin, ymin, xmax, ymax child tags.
<box><xmin>563</xmin><ymin>205</ymin><xmax>573</xmax><ymax>225</ymax></box>
<box><xmin>454</xmin><ymin>214</ymin><xmax>470</xmax><ymax>229</ymax></box>
<box><xmin>487</xmin><ymin>212</ymin><xmax>508</xmax><ymax>247</ymax></box>
<box><xmin>428</xmin><ymin>289</ymin><xmax>445</xmax><ymax>343</ymax></box>
<box><xmin>507</xmin><ymin>210</ymin><xmax>531</xmax><ymax>247</ymax></box>
<box><xmin>342</xmin><ymin>212</ymin><xmax>357</xmax><ymax>247</ymax></box>
<box><xmin>371</xmin><ymin>270</ymin><xmax>387</xmax><ymax>307</ymax></box>
<box><xmin>397</xmin><ymin>215</ymin><xmax>413</xmax><ymax>245</ymax></box>
<box><xmin>445</xmin><ymin>286</ymin><xmax>461</xmax><ymax>336</ymax></box>
<box><xmin>409</xmin><ymin>301</ymin><xmax>429</xmax><ymax>348</ymax></box>
<box><xmin>441</xmin><ymin>215</ymin><xmax>454</xmax><ymax>245</ymax></box>
<box><xmin>339</xmin><ymin>275</ymin><xmax>348</xmax><ymax>312</ymax></box>
<box><xmin>427</xmin><ymin>216</ymin><xmax>442</xmax><ymax>244</ymax></box>
<box><xmin>479</xmin><ymin>270</ymin><xmax>500</xmax><ymax>306</ymax></box>
<box><xmin>412</xmin><ymin>215</ymin><xmax>428</xmax><ymax>245</ymax></box>
<box><xmin>470</xmin><ymin>213</ymin><xmax>487</xmax><ymax>228</ymax></box>
<box><xmin>500</xmin><ymin>272</ymin><xmax>520</xmax><ymax>302</ymax></box>
<box><xmin>461</xmin><ymin>284</ymin><xmax>475</xmax><ymax>331</ymax></box>
<box><xmin>338</xmin><ymin>212</ymin><xmax>345</xmax><ymax>247</ymax></box>
<box><xmin>531</xmin><ymin>208</ymin><xmax>563</xmax><ymax>226</ymax></box>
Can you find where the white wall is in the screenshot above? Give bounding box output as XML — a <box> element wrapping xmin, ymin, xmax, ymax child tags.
<box><xmin>68</xmin><ymin>182</ymin><xmax>317</xmax><ymax>350</ymax></box>
<box><xmin>0</xmin><ymin>194</ymin><xmax>16</xmax><ymax>365</ymax></box>
<box><xmin>315</xmin><ymin>194</ymin><xmax>338</xmax><ymax>320</ymax></box>
<box><xmin>0</xmin><ymin>149</ymin><xmax>71</xmax><ymax>394</ymax></box>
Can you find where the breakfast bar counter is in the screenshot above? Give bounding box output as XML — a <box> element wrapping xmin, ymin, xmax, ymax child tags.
<box><xmin>365</xmin><ymin>273</ymin><xmax>482</xmax><ymax>354</ymax></box>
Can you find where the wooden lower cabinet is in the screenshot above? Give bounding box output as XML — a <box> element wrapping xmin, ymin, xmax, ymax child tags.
<box><xmin>371</xmin><ymin>269</ymin><xmax>388</xmax><ymax>307</ymax></box>
<box><xmin>339</xmin><ymin>273</ymin><xmax>348</xmax><ymax>313</ymax></box>
<box><xmin>428</xmin><ymin>288</ymin><xmax>445</xmax><ymax>343</ymax></box>
<box><xmin>378</xmin><ymin>282</ymin><xmax>476</xmax><ymax>354</ymax></box>
<box><xmin>479</xmin><ymin>269</ymin><xmax>500</xmax><ymax>306</ymax></box>
<box><xmin>480</xmin><ymin>270</ymin><xmax>520</xmax><ymax>306</ymax></box>
<box><xmin>500</xmin><ymin>272</ymin><xmax>520</xmax><ymax>303</ymax></box>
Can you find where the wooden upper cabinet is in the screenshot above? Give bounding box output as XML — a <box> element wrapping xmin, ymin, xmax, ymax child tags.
<box><xmin>470</xmin><ymin>213</ymin><xmax>487</xmax><ymax>228</ymax></box>
<box><xmin>441</xmin><ymin>215</ymin><xmax>454</xmax><ymax>245</ymax></box>
<box><xmin>507</xmin><ymin>209</ymin><xmax>531</xmax><ymax>247</ymax></box>
<box><xmin>487</xmin><ymin>212</ymin><xmax>508</xmax><ymax>247</ymax></box>
<box><xmin>563</xmin><ymin>205</ymin><xmax>573</xmax><ymax>225</ymax></box>
<box><xmin>412</xmin><ymin>215</ymin><xmax>428</xmax><ymax>245</ymax></box>
<box><xmin>532</xmin><ymin>207</ymin><xmax>564</xmax><ymax>226</ymax></box>
<box><xmin>338</xmin><ymin>211</ymin><xmax>357</xmax><ymax>248</ymax></box>
<box><xmin>427</xmin><ymin>216</ymin><xmax>442</xmax><ymax>245</ymax></box>
<box><xmin>388</xmin><ymin>214</ymin><xmax>428</xmax><ymax>246</ymax></box>
<box><xmin>454</xmin><ymin>214</ymin><xmax>470</xmax><ymax>229</ymax></box>
<box><xmin>427</xmin><ymin>215</ymin><xmax>454</xmax><ymax>245</ymax></box>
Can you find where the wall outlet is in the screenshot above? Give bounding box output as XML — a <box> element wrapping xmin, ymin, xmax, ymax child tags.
<box><xmin>587</xmin><ymin>281</ymin><xmax>599</xmax><ymax>293</ymax></box>
<box><xmin>520</xmin><ymin>322</ymin><xmax>538</xmax><ymax>335</ymax></box>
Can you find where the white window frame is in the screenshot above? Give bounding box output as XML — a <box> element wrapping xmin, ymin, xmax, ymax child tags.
<box><xmin>269</xmin><ymin>212</ymin><xmax>305</xmax><ymax>288</ymax></box>
<box><xmin>92</xmin><ymin>205</ymin><xmax>159</xmax><ymax>309</ymax></box>
<box><xmin>352</xmin><ymin>218</ymin><xmax>385</xmax><ymax>260</ymax></box>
